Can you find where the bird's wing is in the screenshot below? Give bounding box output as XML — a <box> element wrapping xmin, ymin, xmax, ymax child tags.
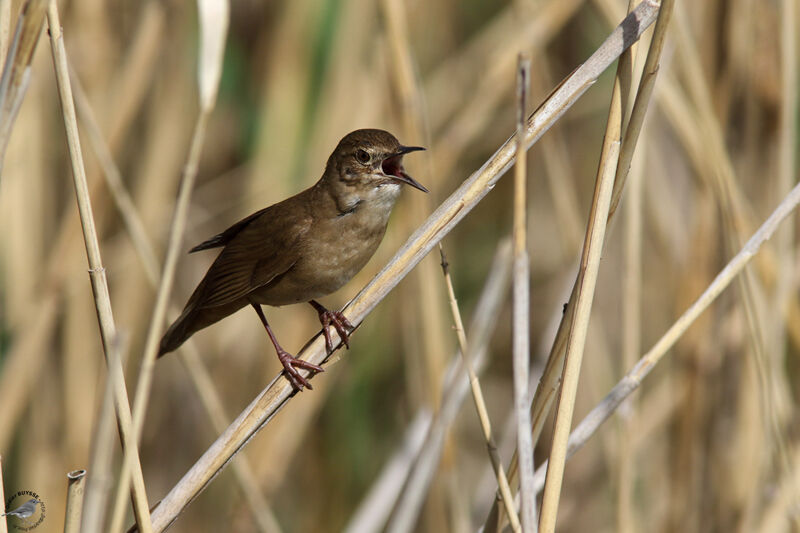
<box><xmin>191</xmin><ymin>203</ymin><xmax>312</xmax><ymax>309</ymax></box>
<box><xmin>189</xmin><ymin>207</ymin><xmax>270</xmax><ymax>253</ymax></box>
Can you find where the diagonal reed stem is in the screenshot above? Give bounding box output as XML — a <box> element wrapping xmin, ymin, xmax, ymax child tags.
<box><xmin>439</xmin><ymin>246</ymin><xmax>521</xmax><ymax>533</ymax></box>
<box><xmin>512</xmin><ymin>53</ymin><xmax>536</xmax><ymax>533</ymax></box>
<box><xmin>530</xmin><ymin>177</ymin><xmax>800</xmax><ymax>497</ymax></box>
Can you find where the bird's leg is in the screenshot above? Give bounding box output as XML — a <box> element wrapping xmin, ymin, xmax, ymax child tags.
<box><xmin>250</xmin><ymin>302</ymin><xmax>323</xmax><ymax>391</ymax></box>
<box><xmin>309</xmin><ymin>300</ymin><xmax>354</xmax><ymax>354</ymax></box>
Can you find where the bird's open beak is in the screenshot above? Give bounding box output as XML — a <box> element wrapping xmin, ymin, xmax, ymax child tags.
<box><xmin>382</xmin><ymin>146</ymin><xmax>428</xmax><ymax>193</ymax></box>
<box><xmin>396</xmin><ymin>145</ymin><xmax>425</xmax><ymax>155</ymax></box>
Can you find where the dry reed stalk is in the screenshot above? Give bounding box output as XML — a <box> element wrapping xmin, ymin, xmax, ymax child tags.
<box><xmin>670</xmin><ymin>4</ymin><xmax>798</xmax><ymax>512</ymax></box>
<box><xmin>63</xmin><ymin>469</ymin><xmax>87</xmax><ymax>533</ymax></box>
<box><xmin>81</xmin><ymin>335</ymin><xmax>125</xmax><ymax>533</ymax></box>
<box><xmin>111</xmin><ymin>1</ymin><xmax>228</xmax><ymax>529</ymax></box>
<box><xmin>512</xmin><ymin>53</ymin><xmax>536</xmax><ymax>533</ymax></box>
<box><xmin>755</xmin><ymin>443</ymin><xmax>800</xmax><ymax>533</ymax></box>
<box><xmin>773</xmin><ymin>0</ymin><xmax>796</xmax><ymax>363</ymax></box>
<box><xmin>131</xmin><ymin>5</ymin><xmax>660</xmax><ymax>530</ymax></box>
<box><xmin>343</xmin><ymin>411</ymin><xmax>433</xmax><ymax>533</ymax></box>
<box><xmin>618</xmin><ymin>0</ymin><xmax>800</xmax><ymax>358</ymax></box>
<box><xmin>0</xmin><ymin>0</ymin><xmax>46</xmax><ymax>171</ymax></box>
<box><xmin>45</xmin><ymin>3</ymin><xmax>153</xmax><ymax>531</ymax></box>
<box><xmin>425</xmin><ymin>0</ymin><xmax>584</xmax><ymax>135</ymax></box>
<box><xmin>536</xmin><ymin>117</ymin><xmax>620</xmax><ymax>533</ymax></box>
<box><xmin>0</xmin><ymin>6</ymin><xmax>171</xmax><ymax>442</ymax></box>
<box><xmin>71</xmin><ymin>59</ymin><xmax>278</xmax><ymax>532</ymax></box>
<box><xmin>381</xmin><ymin>0</ymin><xmax>451</xmax><ymax>452</ymax></box>
<box><xmin>438</xmin><ymin>246</ymin><xmax>521</xmax><ymax>532</ymax></box>
<box><xmin>655</xmin><ymin>55</ymin><xmax>800</xmax><ymax>446</ymax></box>
<box><xmin>382</xmin><ymin>0</ymin><xmax>457</xmax><ymax>523</ymax></box>
<box><xmin>0</xmin><ymin>293</ymin><xmax>58</xmax><ymax>451</ymax></box>
<box><xmin>336</xmin><ymin>242</ymin><xmax>512</xmax><ymax>533</ymax></box>
<box><xmin>177</xmin><ymin>348</ymin><xmax>283</xmax><ymax>533</ymax></box>
<box><xmin>0</xmin><ymin>0</ymin><xmax>10</xmax><ymax>65</ymax></box>
<box><xmin>535</xmin><ymin>3</ymin><xmax>647</xmax><ymax>528</ymax></box>
<box><xmin>70</xmin><ymin>72</ymin><xmax>159</xmax><ymax>282</ymax></box>
<box><xmin>0</xmin><ymin>455</ymin><xmax>7</xmax><ymax>533</ymax></box>
<box><xmin>534</xmin><ymin>57</ymin><xmax>584</xmax><ymax>253</ymax></box>
<box><xmin>776</xmin><ymin>0</ymin><xmax>800</xmax><ymax>512</ymax></box>
<box><xmin>528</xmin><ymin>176</ymin><xmax>800</xmax><ymax>497</ymax></box>
<box><xmin>431</xmin><ymin>0</ymin><xmax>583</xmax><ymax>181</ymax></box>
<box><xmin>383</xmin><ymin>242</ymin><xmax>512</xmax><ymax>533</ymax></box>
<box><xmin>488</xmin><ymin>0</ymin><xmax>671</xmax><ymax>519</ymax></box>
<box><xmin>615</xmin><ymin>2</ymin><xmax>641</xmax><ymax>530</ymax></box>
<box><xmin>527</xmin><ymin>0</ymin><xmax>674</xmax><ymax>467</ymax></box>
<box><xmin>379</xmin><ymin>22</ymin><xmax>453</xmax><ymax>529</ymax></box>
<box><xmin>104</xmin><ymin>1</ymin><xmax>164</xmax><ymax>151</ymax></box>
<box><xmin>617</xmin><ymin>136</ymin><xmax>644</xmax><ymax>533</ymax></box>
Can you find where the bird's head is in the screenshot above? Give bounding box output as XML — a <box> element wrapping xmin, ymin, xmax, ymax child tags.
<box><xmin>325</xmin><ymin>129</ymin><xmax>427</xmax><ymax>195</ymax></box>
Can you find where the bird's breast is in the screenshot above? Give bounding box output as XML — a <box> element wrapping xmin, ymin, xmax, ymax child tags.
<box><xmin>252</xmin><ymin>199</ymin><xmax>393</xmax><ymax>306</ymax></box>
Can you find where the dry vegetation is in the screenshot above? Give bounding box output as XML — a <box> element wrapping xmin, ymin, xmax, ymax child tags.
<box><xmin>0</xmin><ymin>0</ymin><xmax>799</xmax><ymax>532</ymax></box>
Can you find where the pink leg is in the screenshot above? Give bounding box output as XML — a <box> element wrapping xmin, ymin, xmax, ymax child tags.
<box><xmin>251</xmin><ymin>302</ymin><xmax>323</xmax><ymax>391</ymax></box>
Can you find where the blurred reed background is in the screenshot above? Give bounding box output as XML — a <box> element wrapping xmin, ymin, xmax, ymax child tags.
<box><xmin>0</xmin><ymin>0</ymin><xmax>798</xmax><ymax>532</ymax></box>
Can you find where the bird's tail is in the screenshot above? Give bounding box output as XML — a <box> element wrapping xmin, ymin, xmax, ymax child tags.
<box><xmin>159</xmin><ymin>299</ymin><xmax>249</xmax><ymax>357</ymax></box>
<box><xmin>158</xmin><ymin>307</ymin><xmax>197</xmax><ymax>357</ymax></box>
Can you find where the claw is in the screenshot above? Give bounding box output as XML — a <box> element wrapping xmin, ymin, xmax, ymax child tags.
<box><xmin>277</xmin><ymin>350</ymin><xmax>324</xmax><ymax>391</ymax></box>
<box><xmin>319</xmin><ymin>310</ymin><xmax>353</xmax><ymax>353</ymax></box>
<box><xmin>310</xmin><ymin>301</ymin><xmax>354</xmax><ymax>354</ymax></box>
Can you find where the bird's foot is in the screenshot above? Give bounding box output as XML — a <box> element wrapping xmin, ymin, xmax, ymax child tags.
<box><xmin>315</xmin><ymin>306</ymin><xmax>354</xmax><ymax>354</ymax></box>
<box><xmin>277</xmin><ymin>349</ymin><xmax>324</xmax><ymax>391</ymax></box>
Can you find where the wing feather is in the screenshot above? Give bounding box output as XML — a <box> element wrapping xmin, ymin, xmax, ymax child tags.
<box><xmin>189</xmin><ymin>207</ymin><xmax>270</xmax><ymax>253</ymax></box>
<box><xmin>189</xmin><ymin>199</ymin><xmax>312</xmax><ymax>309</ymax></box>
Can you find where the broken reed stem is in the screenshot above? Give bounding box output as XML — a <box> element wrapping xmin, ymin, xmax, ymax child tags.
<box><xmin>438</xmin><ymin>246</ymin><xmax>521</xmax><ymax>533</ymax></box>
<box><xmin>530</xmin><ymin>177</ymin><xmax>800</xmax><ymax>496</ymax></box>
<box><xmin>140</xmin><ymin>5</ymin><xmax>660</xmax><ymax>530</ymax></box>
<box><xmin>45</xmin><ymin>3</ymin><xmax>153</xmax><ymax>532</ymax></box>
<box><xmin>512</xmin><ymin>53</ymin><xmax>536</xmax><ymax>533</ymax></box>
<box><xmin>64</xmin><ymin>469</ymin><xmax>87</xmax><ymax>533</ymax></box>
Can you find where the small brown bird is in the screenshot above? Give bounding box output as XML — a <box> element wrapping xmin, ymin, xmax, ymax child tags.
<box><xmin>159</xmin><ymin>129</ymin><xmax>426</xmax><ymax>390</ymax></box>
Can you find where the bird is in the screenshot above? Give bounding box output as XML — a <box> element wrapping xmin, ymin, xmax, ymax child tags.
<box><xmin>159</xmin><ymin>129</ymin><xmax>427</xmax><ymax>391</ymax></box>
<box><xmin>2</xmin><ymin>498</ymin><xmax>40</xmax><ymax>519</ymax></box>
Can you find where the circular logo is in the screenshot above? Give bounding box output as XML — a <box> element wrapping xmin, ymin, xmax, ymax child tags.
<box><xmin>3</xmin><ymin>490</ymin><xmax>45</xmax><ymax>531</ymax></box>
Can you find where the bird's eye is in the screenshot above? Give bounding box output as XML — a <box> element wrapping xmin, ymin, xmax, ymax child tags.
<box><xmin>355</xmin><ymin>149</ymin><xmax>371</xmax><ymax>164</ymax></box>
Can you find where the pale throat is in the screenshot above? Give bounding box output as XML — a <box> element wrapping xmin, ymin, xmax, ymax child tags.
<box><xmin>366</xmin><ymin>181</ymin><xmax>402</xmax><ymax>210</ymax></box>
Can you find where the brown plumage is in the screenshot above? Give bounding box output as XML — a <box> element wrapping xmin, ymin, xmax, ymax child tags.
<box><xmin>159</xmin><ymin>129</ymin><xmax>426</xmax><ymax>390</ymax></box>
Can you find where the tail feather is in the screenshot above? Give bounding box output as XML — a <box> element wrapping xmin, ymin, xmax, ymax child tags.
<box><xmin>159</xmin><ymin>299</ymin><xmax>250</xmax><ymax>356</ymax></box>
<box><xmin>158</xmin><ymin>308</ymin><xmax>197</xmax><ymax>356</ymax></box>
